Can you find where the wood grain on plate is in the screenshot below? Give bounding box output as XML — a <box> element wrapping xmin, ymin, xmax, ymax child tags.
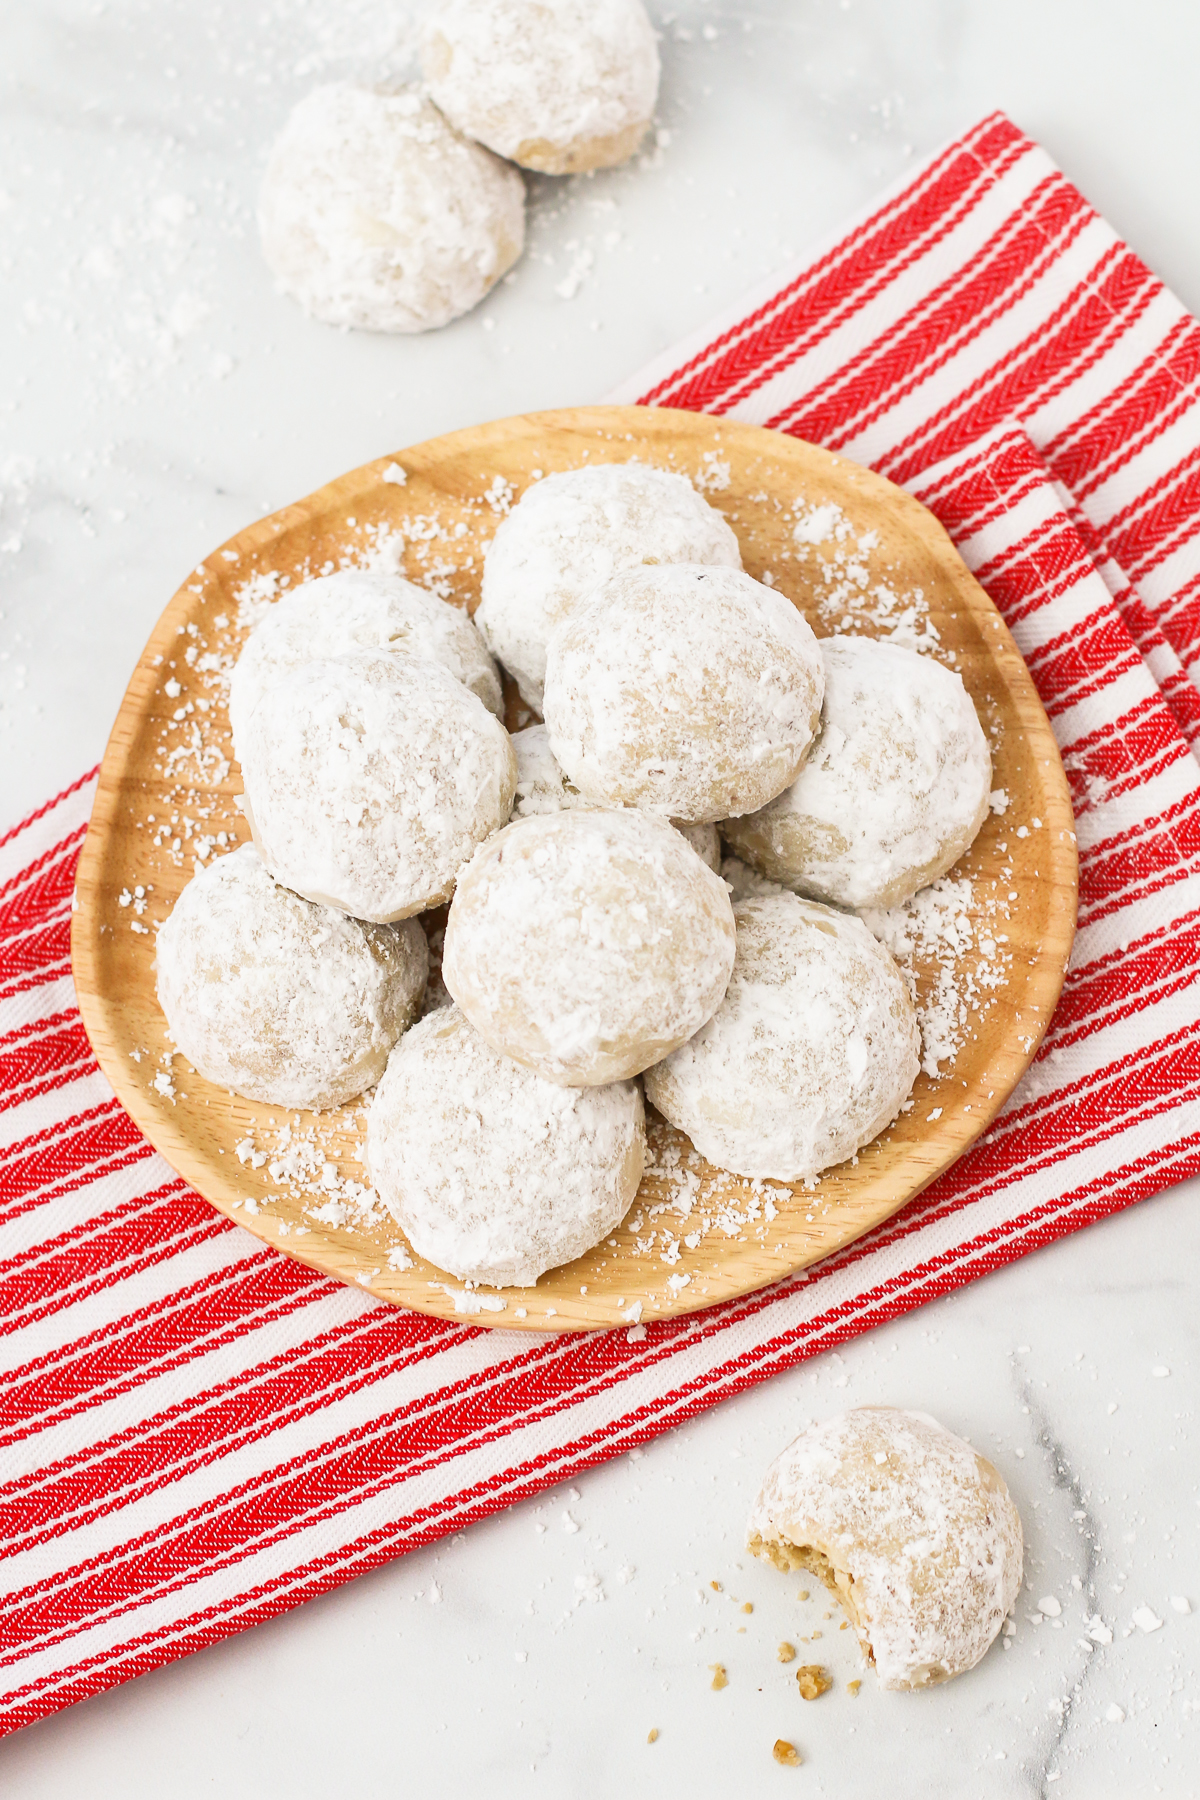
<box><xmin>71</xmin><ymin>406</ymin><xmax>1077</xmax><ymax>1332</ymax></box>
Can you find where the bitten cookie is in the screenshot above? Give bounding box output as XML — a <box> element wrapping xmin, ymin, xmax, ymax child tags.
<box><xmin>422</xmin><ymin>0</ymin><xmax>660</xmax><ymax>175</ymax></box>
<box><xmin>543</xmin><ymin>563</ymin><xmax>825</xmax><ymax>824</ymax></box>
<box><xmin>442</xmin><ymin>808</ymin><xmax>736</xmax><ymax>1085</ymax></box>
<box><xmin>747</xmin><ymin>1406</ymin><xmax>1023</xmax><ymax>1690</ymax></box>
<box><xmin>240</xmin><ymin>650</ymin><xmax>516</xmax><ymax>922</ymax></box>
<box><xmin>474</xmin><ymin>462</ymin><xmax>741</xmax><ymax>710</ymax></box>
<box><xmin>156</xmin><ymin>844</ymin><xmax>428</xmax><ymax>1109</ymax></box>
<box><xmin>368</xmin><ymin>1004</ymin><xmax>645</xmax><ymax>1285</ymax></box>
<box><xmin>722</xmin><ymin>636</ymin><xmax>992</xmax><ymax>909</ymax></box>
<box><xmin>644</xmin><ymin>891</ymin><xmax>919</xmax><ymax>1179</ymax></box>
<box><xmin>259</xmin><ymin>84</ymin><xmax>524</xmax><ymax>332</ymax></box>
<box><xmin>229</xmin><ymin>567</ymin><xmax>502</xmax><ymax>754</ymax></box>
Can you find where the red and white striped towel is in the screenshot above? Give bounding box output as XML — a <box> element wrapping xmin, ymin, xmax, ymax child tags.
<box><xmin>4</xmin><ymin>112</ymin><xmax>1200</xmax><ymax>1735</ymax></box>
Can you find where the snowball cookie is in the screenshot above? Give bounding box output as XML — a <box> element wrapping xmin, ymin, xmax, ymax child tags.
<box><xmin>722</xmin><ymin>636</ymin><xmax>992</xmax><ymax>910</ymax></box>
<box><xmin>240</xmin><ymin>650</ymin><xmax>517</xmax><ymax>923</ymax></box>
<box><xmin>368</xmin><ymin>1004</ymin><xmax>645</xmax><ymax>1285</ymax></box>
<box><xmin>258</xmin><ymin>85</ymin><xmax>525</xmax><ymax>332</ymax></box>
<box><xmin>747</xmin><ymin>1407</ymin><xmax>1023</xmax><ymax>1690</ymax></box>
<box><xmin>156</xmin><ymin>844</ymin><xmax>428</xmax><ymax>1110</ymax></box>
<box><xmin>421</xmin><ymin>0</ymin><xmax>660</xmax><ymax>176</ymax></box>
<box><xmin>511</xmin><ymin>724</ymin><xmax>721</xmax><ymax>869</ymax></box>
<box><xmin>229</xmin><ymin>568</ymin><xmax>502</xmax><ymax>754</ymax></box>
<box><xmin>442</xmin><ymin>808</ymin><xmax>736</xmax><ymax>1086</ymax></box>
<box><xmin>543</xmin><ymin>564</ymin><xmax>825</xmax><ymax>824</ymax></box>
<box><xmin>644</xmin><ymin>891</ymin><xmax>919</xmax><ymax>1180</ymax></box>
<box><xmin>474</xmin><ymin>463</ymin><xmax>741</xmax><ymax>710</ymax></box>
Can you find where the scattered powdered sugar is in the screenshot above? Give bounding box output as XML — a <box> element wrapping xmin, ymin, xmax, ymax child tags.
<box><xmin>788</xmin><ymin>497</ymin><xmax>946</xmax><ymax>658</ymax></box>
<box><xmin>862</xmin><ymin>877</ymin><xmax>1013</xmax><ymax>1078</ymax></box>
<box><xmin>229</xmin><ymin>1110</ymin><xmax>416</xmax><ymax>1263</ymax></box>
<box><xmin>630</xmin><ymin>1117</ymin><xmax>801</xmax><ymax>1271</ymax></box>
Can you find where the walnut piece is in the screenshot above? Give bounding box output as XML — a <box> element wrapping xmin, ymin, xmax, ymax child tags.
<box><xmin>796</xmin><ymin>1664</ymin><xmax>832</xmax><ymax>1700</ymax></box>
<box><xmin>773</xmin><ymin>1740</ymin><xmax>802</xmax><ymax>1767</ymax></box>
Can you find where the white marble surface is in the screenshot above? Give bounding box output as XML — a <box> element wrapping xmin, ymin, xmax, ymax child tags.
<box><xmin>2</xmin><ymin>0</ymin><xmax>1199</xmax><ymax>1792</ymax></box>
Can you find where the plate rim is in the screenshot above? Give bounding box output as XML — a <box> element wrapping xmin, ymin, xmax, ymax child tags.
<box><xmin>70</xmin><ymin>403</ymin><xmax>1079</xmax><ymax>1332</ymax></box>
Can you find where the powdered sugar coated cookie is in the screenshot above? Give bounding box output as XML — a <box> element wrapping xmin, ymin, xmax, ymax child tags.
<box><xmin>229</xmin><ymin>568</ymin><xmax>502</xmax><ymax>754</ymax></box>
<box><xmin>747</xmin><ymin>1406</ymin><xmax>1023</xmax><ymax>1690</ymax></box>
<box><xmin>422</xmin><ymin>0</ymin><xmax>660</xmax><ymax>174</ymax></box>
<box><xmin>723</xmin><ymin>636</ymin><xmax>992</xmax><ymax>909</ymax></box>
<box><xmin>156</xmin><ymin>844</ymin><xmax>428</xmax><ymax>1109</ymax></box>
<box><xmin>511</xmin><ymin>723</ymin><xmax>720</xmax><ymax>869</ymax></box>
<box><xmin>644</xmin><ymin>891</ymin><xmax>919</xmax><ymax>1179</ymax></box>
<box><xmin>240</xmin><ymin>650</ymin><xmax>517</xmax><ymax>922</ymax></box>
<box><xmin>368</xmin><ymin>1003</ymin><xmax>645</xmax><ymax>1285</ymax></box>
<box><xmin>543</xmin><ymin>563</ymin><xmax>824</xmax><ymax>823</ymax></box>
<box><xmin>475</xmin><ymin>463</ymin><xmax>741</xmax><ymax>710</ymax></box>
<box><xmin>442</xmin><ymin>808</ymin><xmax>736</xmax><ymax>1086</ymax></box>
<box><xmin>259</xmin><ymin>85</ymin><xmax>525</xmax><ymax>332</ymax></box>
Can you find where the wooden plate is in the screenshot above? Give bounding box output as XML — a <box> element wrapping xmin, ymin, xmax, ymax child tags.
<box><xmin>71</xmin><ymin>405</ymin><xmax>1077</xmax><ymax>1333</ymax></box>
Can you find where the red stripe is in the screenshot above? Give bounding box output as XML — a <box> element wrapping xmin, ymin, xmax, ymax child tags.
<box><xmin>871</xmin><ymin>251</ymin><xmax>1160</xmax><ymax>483</ymax></box>
<box><xmin>1045</xmin><ymin>317</ymin><xmax>1200</xmax><ymax>499</ymax></box>
<box><xmin>641</xmin><ymin>116</ymin><xmax>1028</xmax><ymax>413</ymax></box>
<box><xmin>0</xmin><ymin>1106</ymin><xmax>153</xmax><ymax>1221</ymax></box>
<box><xmin>0</xmin><ymin>770</ymin><xmax>96</xmax><ymax>858</ymax></box>
<box><xmin>769</xmin><ymin>178</ymin><xmax>1099</xmax><ymax>447</ymax></box>
<box><xmin>694</xmin><ymin>133</ymin><xmax>1038</xmax><ymax>422</ymax></box>
<box><xmin>7</xmin><ymin>1121</ymin><xmax>1200</xmax><ymax>1735</ymax></box>
<box><xmin>0</xmin><ymin>1254</ymin><xmax>334</xmax><ymax>1452</ymax></box>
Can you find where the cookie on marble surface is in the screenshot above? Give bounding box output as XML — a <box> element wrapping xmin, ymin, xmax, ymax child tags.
<box><xmin>422</xmin><ymin>0</ymin><xmax>660</xmax><ymax>174</ymax></box>
<box><xmin>442</xmin><ymin>808</ymin><xmax>735</xmax><ymax>1086</ymax></box>
<box><xmin>240</xmin><ymin>650</ymin><xmax>516</xmax><ymax>922</ymax></box>
<box><xmin>747</xmin><ymin>1406</ymin><xmax>1023</xmax><ymax>1691</ymax></box>
<box><xmin>722</xmin><ymin>636</ymin><xmax>992</xmax><ymax>910</ymax></box>
<box><xmin>258</xmin><ymin>84</ymin><xmax>524</xmax><ymax>332</ymax></box>
<box><xmin>543</xmin><ymin>563</ymin><xmax>824</xmax><ymax>824</ymax></box>
<box><xmin>367</xmin><ymin>1003</ymin><xmax>645</xmax><ymax>1285</ymax></box>
<box><xmin>643</xmin><ymin>890</ymin><xmax>919</xmax><ymax>1181</ymax></box>
<box><xmin>156</xmin><ymin>844</ymin><xmax>428</xmax><ymax>1109</ymax></box>
<box><xmin>475</xmin><ymin>462</ymin><xmax>741</xmax><ymax>711</ymax></box>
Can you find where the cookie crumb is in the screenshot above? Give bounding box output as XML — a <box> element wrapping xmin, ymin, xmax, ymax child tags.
<box><xmin>742</xmin><ymin>1602</ymin><xmax>754</xmax><ymax>1614</ymax></box>
<box><xmin>647</xmin><ymin>1728</ymin><xmax>659</xmax><ymax>1744</ymax></box>
<box><xmin>796</xmin><ymin>1588</ymin><xmax>810</xmax><ymax>1601</ymax></box>
<box><xmin>839</xmin><ymin>1620</ymin><xmax>849</xmax><ymax>1630</ymax></box>
<box><xmin>846</xmin><ymin>1679</ymin><xmax>862</xmax><ymax>1697</ymax></box>
<box><xmin>711</xmin><ymin>1580</ymin><xmax>723</xmax><ymax>1591</ymax></box>
<box><xmin>796</xmin><ymin>1664</ymin><xmax>832</xmax><ymax>1701</ymax></box>
<box><xmin>773</xmin><ymin>1739</ymin><xmax>802</xmax><ymax>1767</ymax></box>
<box><xmin>777</xmin><ymin>1642</ymin><xmax>796</xmax><ymax>1663</ymax></box>
<box><xmin>710</xmin><ymin>1663</ymin><xmax>728</xmax><ymax>1691</ymax></box>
